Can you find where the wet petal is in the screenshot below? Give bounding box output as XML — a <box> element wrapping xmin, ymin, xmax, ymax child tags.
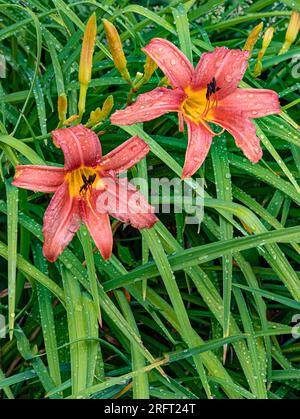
<box><xmin>142</xmin><ymin>38</ymin><xmax>194</xmax><ymax>89</ymax></box>
<box><xmin>12</xmin><ymin>165</ymin><xmax>65</xmax><ymax>193</ymax></box>
<box><xmin>217</xmin><ymin>88</ymin><xmax>281</xmax><ymax>118</ymax></box>
<box><xmin>211</xmin><ymin>110</ymin><xmax>262</xmax><ymax>163</ymax></box>
<box><xmin>81</xmin><ymin>192</ymin><xmax>113</xmax><ymax>261</ymax></box>
<box><xmin>52</xmin><ymin>124</ymin><xmax>102</xmax><ymax>171</ymax></box>
<box><xmin>193</xmin><ymin>47</ymin><xmax>250</xmax><ymax>99</ymax></box>
<box><xmin>42</xmin><ymin>182</ymin><xmax>81</xmax><ymax>262</ymax></box>
<box><xmin>96</xmin><ymin>178</ymin><xmax>157</xmax><ymax>229</ymax></box>
<box><xmin>99</xmin><ymin>136</ymin><xmax>150</xmax><ymax>173</ymax></box>
<box><xmin>111</xmin><ymin>87</ymin><xmax>183</xmax><ymax>125</ymax></box>
<box><xmin>182</xmin><ymin>120</ymin><xmax>212</xmax><ymax>179</ymax></box>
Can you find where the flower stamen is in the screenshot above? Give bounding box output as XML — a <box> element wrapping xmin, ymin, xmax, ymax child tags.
<box><xmin>79</xmin><ymin>173</ymin><xmax>96</xmax><ymax>194</ymax></box>
<box><xmin>66</xmin><ymin>167</ymin><xmax>99</xmax><ymax>197</ymax></box>
<box><xmin>181</xmin><ymin>78</ymin><xmax>221</xmax><ymax>128</ymax></box>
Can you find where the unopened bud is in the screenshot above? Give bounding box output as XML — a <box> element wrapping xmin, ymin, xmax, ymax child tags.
<box><xmin>279</xmin><ymin>11</ymin><xmax>300</xmax><ymax>55</ymax></box>
<box><xmin>79</xmin><ymin>13</ymin><xmax>97</xmax><ymax>86</ymax></box>
<box><xmin>102</xmin><ymin>19</ymin><xmax>131</xmax><ymax>83</ymax></box>
<box><xmin>262</xmin><ymin>27</ymin><xmax>274</xmax><ymax>52</ymax></box>
<box><xmin>243</xmin><ymin>22</ymin><xmax>264</xmax><ymax>54</ymax></box>
<box><xmin>78</xmin><ymin>14</ymin><xmax>97</xmax><ymax>118</ymax></box>
<box><xmin>57</xmin><ymin>93</ymin><xmax>67</xmax><ymax>123</ymax></box>
<box><xmin>101</xmin><ymin>95</ymin><xmax>114</xmax><ymax>118</ymax></box>
<box><xmin>64</xmin><ymin>114</ymin><xmax>79</xmax><ymax>125</ymax></box>
<box><xmin>254</xmin><ymin>27</ymin><xmax>274</xmax><ymax>77</ymax></box>
<box><xmin>87</xmin><ymin>95</ymin><xmax>114</xmax><ymax>128</ymax></box>
<box><xmin>143</xmin><ymin>55</ymin><xmax>158</xmax><ymax>83</ymax></box>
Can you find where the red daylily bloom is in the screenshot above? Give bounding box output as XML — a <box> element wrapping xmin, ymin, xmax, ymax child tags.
<box><xmin>12</xmin><ymin>125</ymin><xmax>157</xmax><ymax>262</ymax></box>
<box><xmin>111</xmin><ymin>39</ymin><xmax>281</xmax><ymax>178</ymax></box>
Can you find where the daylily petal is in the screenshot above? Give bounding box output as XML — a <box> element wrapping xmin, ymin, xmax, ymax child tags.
<box><xmin>42</xmin><ymin>182</ymin><xmax>81</xmax><ymax>262</ymax></box>
<box><xmin>81</xmin><ymin>191</ymin><xmax>113</xmax><ymax>261</ymax></box>
<box><xmin>12</xmin><ymin>165</ymin><xmax>65</xmax><ymax>193</ymax></box>
<box><xmin>110</xmin><ymin>87</ymin><xmax>183</xmax><ymax>125</ymax></box>
<box><xmin>52</xmin><ymin>124</ymin><xmax>102</xmax><ymax>171</ymax></box>
<box><xmin>182</xmin><ymin>120</ymin><xmax>212</xmax><ymax>179</ymax></box>
<box><xmin>99</xmin><ymin>136</ymin><xmax>150</xmax><ymax>173</ymax></box>
<box><xmin>193</xmin><ymin>47</ymin><xmax>250</xmax><ymax>99</ymax></box>
<box><xmin>96</xmin><ymin>178</ymin><xmax>157</xmax><ymax>229</ymax></box>
<box><xmin>142</xmin><ymin>38</ymin><xmax>194</xmax><ymax>89</ymax></box>
<box><xmin>216</xmin><ymin>88</ymin><xmax>281</xmax><ymax>118</ymax></box>
<box><xmin>211</xmin><ymin>110</ymin><xmax>262</xmax><ymax>163</ymax></box>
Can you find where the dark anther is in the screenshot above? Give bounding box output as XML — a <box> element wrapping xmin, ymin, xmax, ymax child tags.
<box><xmin>80</xmin><ymin>174</ymin><xmax>97</xmax><ymax>193</ymax></box>
<box><xmin>206</xmin><ymin>77</ymin><xmax>220</xmax><ymax>100</ymax></box>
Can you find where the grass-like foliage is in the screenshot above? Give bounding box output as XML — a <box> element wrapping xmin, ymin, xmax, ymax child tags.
<box><xmin>1</xmin><ymin>0</ymin><xmax>300</xmax><ymax>399</ymax></box>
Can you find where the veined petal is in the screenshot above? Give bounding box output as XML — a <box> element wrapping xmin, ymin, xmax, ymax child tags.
<box><xmin>217</xmin><ymin>88</ymin><xmax>281</xmax><ymax>118</ymax></box>
<box><xmin>110</xmin><ymin>87</ymin><xmax>183</xmax><ymax>125</ymax></box>
<box><xmin>52</xmin><ymin>124</ymin><xmax>102</xmax><ymax>171</ymax></box>
<box><xmin>193</xmin><ymin>47</ymin><xmax>249</xmax><ymax>99</ymax></box>
<box><xmin>96</xmin><ymin>178</ymin><xmax>157</xmax><ymax>229</ymax></box>
<box><xmin>12</xmin><ymin>165</ymin><xmax>65</xmax><ymax>193</ymax></box>
<box><xmin>182</xmin><ymin>120</ymin><xmax>212</xmax><ymax>179</ymax></box>
<box><xmin>81</xmin><ymin>192</ymin><xmax>113</xmax><ymax>261</ymax></box>
<box><xmin>42</xmin><ymin>182</ymin><xmax>81</xmax><ymax>262</ymax></box>
<box><xmin>142</xmin><ymin>38</ymin><xmax>194</xmax><ymax>89</ymax></box>
<box><xmin>99</xmin><ymin>136</ymin><xmax>150</xmax><ymax>173</ymax></box>
<box><xmin>211</xmin><ymin>110</ymin><xmax>262</xmax><ymax>163</ymax></box>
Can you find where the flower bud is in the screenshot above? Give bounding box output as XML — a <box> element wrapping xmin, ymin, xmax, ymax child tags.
<box><xmin>79</xmin><ymin>13</ymin><xmax>97</xmax><ymax>86</ymax></box>
<box><xmin>102</xmin><ymin>19</ymin><xmax>131</xmax><ymax>83</ymax></box>
<box><xmin>262</xmin><ymin>26</ymin><xmax>274</xmax><ymax>52</ymax></box>
<box><xmin>57</xmin><ymin>93</ymin><xmax>67</xmax><ymax>123</ymax></box>
<box><xmin>254</xmin><ymin>27</ymin><xmax>274</xmax><ymax>77</ymax></box>
<box><xmin>87</xmin><ymin>95</ymin><xmax>114</xmax><ymax>128</ymax></box>
<box><xmin>279</xmin><ymin>11</ymin><xmax>300</xmax><ymax>55</ymax></box>
<box><xmin>243</xmin><ymin>22</ymin><xmax>263</xmax><ymax>54</ymax></box>
<box><xmin>64</xmin><ymin>115</ymin><xmax>79</xmax><ymax>125</ymax></box>
<box><xmin>78</xmin><ymin>14</ymin><xmax>97</xmax><ymax>118</ymax></box>
<box><xmin>143</xmin><ymin>55</ymin><xmax>158</xmax><ymax>83</ymax></box>
<box><xmin>101</xmin><ymin>95</ymin><xmax>114</xmax><ymax>118</ymax></box>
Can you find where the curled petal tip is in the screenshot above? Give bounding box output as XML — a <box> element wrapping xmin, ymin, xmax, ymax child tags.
<box><xmin>52</xmin><ymin>125</ymin><xmax>102</xmax><ymax>171</ymax></box>
<box><xmin>143</xmin><ymin>38</ymin><xmax>194</xmax><ymax>89</ymax></box>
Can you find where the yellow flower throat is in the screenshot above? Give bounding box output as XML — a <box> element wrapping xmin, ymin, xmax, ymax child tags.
<box><xmin>181</xmin><ymin>86</ymin><xmax>218</xmax><ymax>124</ymax></box>
<box><xmin>65</xmin><ymin>166</ymin><xmax>102</xmax><ymax>197</ymax></box>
